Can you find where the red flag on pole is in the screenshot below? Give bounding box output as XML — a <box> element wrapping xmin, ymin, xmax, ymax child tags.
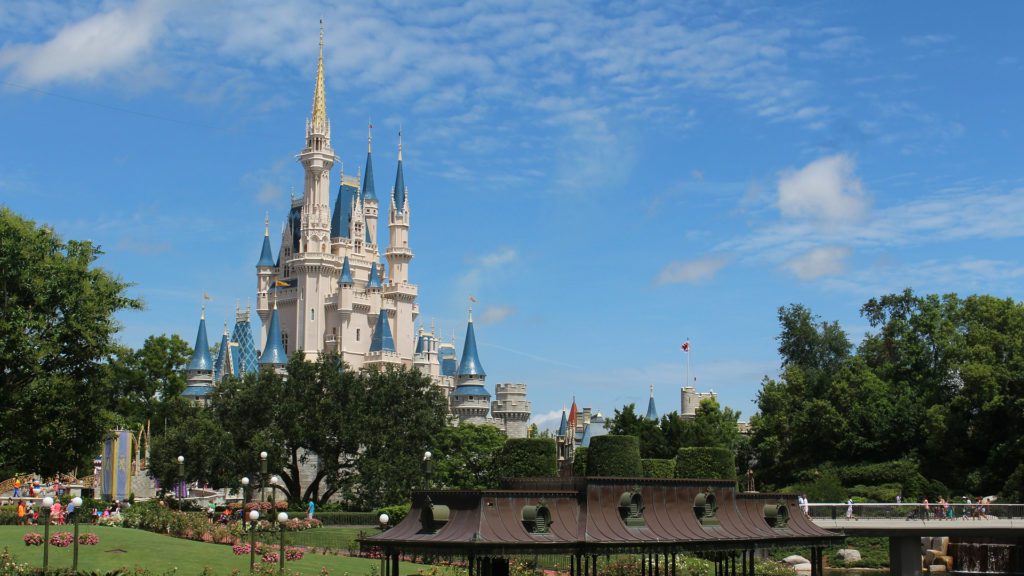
<box><xmin>681</xmin><ymin>341</ymin><xmax>690</xmax><ymax>352</ymax></box>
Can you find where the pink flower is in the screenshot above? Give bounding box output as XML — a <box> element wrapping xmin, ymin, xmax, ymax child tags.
<box><xmin>23</xmin><ymin>533</ymin><xmax>43</xmax><ymax>546</ymax></box>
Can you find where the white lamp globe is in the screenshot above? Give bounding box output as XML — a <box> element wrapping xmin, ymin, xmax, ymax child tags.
<box><xmin>177</xmin><ymin>455</ymin><xmax>184</xmax><ymax>464</ymax></box>
<box><xmin>241</xmin><ymin>477</ymin><xmax>250</xmax><ymax>486</ymax></box>
<box><xmin>379</xmin><ymin>513</ymin><xmax>389</xmax><ymax>525</ymax></box>
<box><xmin>277</xmin><ymin>512</ymin><xmax>288</xmax><ymax>523</ymax></box>
<box><xmin>271</xmin><ymin>475</ymin><xmax>280</xmax><ymax>484</ymax></box>
<box><xmin>71</xmin><ymin>497</ymin><xmax>83</xmax><ymax>507</ymax></box>
<box><xmin>248</xmin><ymin>510</ymin><xmax>260</xmax><ymax>522</ymax></box>
<box><xmin>260</xmin><ymin>451</ymin><xmax>268</xmax><ymax>460</ymax></box>
<box><xmin>42</xmin><ymin>497</ymin><xmax>54</xmax><ymax>509</ymax></box>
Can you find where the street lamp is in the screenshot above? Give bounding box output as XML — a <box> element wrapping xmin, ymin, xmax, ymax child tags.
<box><xmin>177</xmin><ymin>455</ymin><xmax>185</xmax><ymax>507</ymax></box>
<box><xmin>378</xmin><ymin>513</ymin><xmax>390</xmax><ymax>576</ymax></box>
<box><xmin>41</xmin><ymin>496</ymin><xmax>53</xmax><ymax>569</ymax></box>
<box><xmin>260</xmin><ymin>451</ymin><xmax>268</xmax><ymax>502</ymax></box>
<box><xmin>276</xmin><ymin>511</ymin><xmax>288</xmax><ymax>576</ymax></box>
<box><xmin>248</xmin><ymin>509</ymin><xmax>260</xmax><ymax>575</ymax></box>
<box><xmin>241</xmin><ymin>476</ymin><xmax>251</xmax><ymax>507</ymax></box>
<box><xmin>423</xmin><ymin>450</ymin><xmax>433</xmax><ymax>489</ymax></box>
<box><xmin>71</xmin><ymin>496</ymin><xmax>83</xmax><ymax>573</ymax></box>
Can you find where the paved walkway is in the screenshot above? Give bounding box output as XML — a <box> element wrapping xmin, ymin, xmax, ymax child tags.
<box><xmin>811</xmin><ymin>517</ymin><xmax>1023</xmax><ymax>537</ymax></box>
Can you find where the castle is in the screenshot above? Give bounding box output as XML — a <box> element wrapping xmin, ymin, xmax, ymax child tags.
<box><xmin>181</xmin><ymin>29</ymin><xmax>530</xmax><ymax>438</ymax></box>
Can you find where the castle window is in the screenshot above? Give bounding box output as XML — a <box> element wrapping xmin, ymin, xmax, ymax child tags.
<box><xmin>282</xmin><ymin>333</ymin><xmax>289</xmax><ymax>354</ymax></box>
<box><xmin>311</xmin><ymin>308</ymin><xmax>315</xmax><ymax>320</ymax></box>
<box><xmin>356</xmin><ymin>329</ymin><xmax>360</xmax><ymax>341</ymax></box>
<box><xmin>618</xmin><ymin>489</ymin><xmax>645</xmax><ymax>527</ymax></box>
<box><xmin>694</xmin><ymin>491</ymin><xmax>719</xmax><ymax>527</ymax></box>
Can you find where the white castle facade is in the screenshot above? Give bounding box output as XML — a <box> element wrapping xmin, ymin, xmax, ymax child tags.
<box><xmin>183</xmin><ymin>31</ymin><xmax>530</xmax><ymax>438</ymax></box>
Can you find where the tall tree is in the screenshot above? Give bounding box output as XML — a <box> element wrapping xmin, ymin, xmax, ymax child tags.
<box><xmin>431</xmin><ymin>424</ymin><xmax>507</xmax><ymax>490</ymax></box>
<box><xmin>105</xmin><ymin>334</ymin><xmax>192</xmax><ymax>430</ymax></box>
<box><xmin>0</xmin><ymin>208</ymin><xmax>141</xmax><ymax>477</ymax></box>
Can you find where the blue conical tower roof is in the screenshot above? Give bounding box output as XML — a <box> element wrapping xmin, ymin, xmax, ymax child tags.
<box><xmin>557</xmin><ymin>409</ymin><xmax>568</xmax><ymax>437</ymax></box>
<box><xmin>188</xmin><ymin>312</ymin><xmax>213</xmax><ymax>372</ymax></box>
<box><xmin>367</xmin><ymin>262</ymin><xmax>382</xmax><ymax>289</ymax></box>
<box><xmin>362</xmin><ymin>130</ymin><xmax>377</xmax><ymax>202</ymax></box>
<box><xmin>260</xmin><ymin>307</ymin><xmax>287</xmax><ymax>365</ymax></box>
<box><xmin>392</xmin><ymin>133</ymin><xmax>407</xmax><ymax>213</ymax></box>
<box><xmin>581</xmin><ymin>423</ymin><xmax>593</xmax><ymax>447</ymax></box>
<box><xmin>214</xmin><ymin>328</ymin><xmax>230</xmax><ymax>381</ymax></box>
<box><xmin>338</xmin><ymin>256</ymin><xmax>353</xmax><ymax>286</ymax></box>
<box><xmin>369</xmin><ymin>310</ymin><xmax>395</xmax><ymax>353</ymax></box>
<box><xmin>331</xmin><ymin>181</ymin><xmax>357</xmax><ymax>238</ymax></box>
<box><xmin>457</xmin><ymin>313</ymin><xmax>486</xmax><ymax>378</ymax></box>
<box><xmin>645</xmin><ymin>385</ymin><xmax>658</xmax><ymax>421</ymax></box>
<box><xmin>257</xmin><ymin>232</ymin><xmax>275</xmax><ymax>268</ymax></box>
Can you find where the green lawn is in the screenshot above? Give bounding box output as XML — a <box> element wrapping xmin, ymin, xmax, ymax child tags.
<box><xmin>0</xmin><ymin>525</ymin><xmax>421</xmax><ymax>575</ymax></box>
<box><xmin>258</xmin><ymin>526</ymin><xmax>375</xmax><ymax>552</ymax></box>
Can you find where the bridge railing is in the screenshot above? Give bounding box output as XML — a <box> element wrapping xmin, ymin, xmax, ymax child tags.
<box><xmin>805</xmin><ymin>502</ymin><xmax>1024</xmax><ymax>521</ymax></box>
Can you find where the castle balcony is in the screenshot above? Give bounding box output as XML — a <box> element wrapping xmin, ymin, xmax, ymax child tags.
<box><xmin>383</xmin><ymin>282</ymin><xmax>418</xmax><ymax>299</ymax></box>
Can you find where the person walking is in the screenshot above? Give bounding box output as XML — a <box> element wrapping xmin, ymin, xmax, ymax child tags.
<box><xmin>306</xmin><ymin>499</ymin><xmax>315</xmax><ymax>520</ymax></box>
<box><xmin>51</xmin><ymin>499</ymin><xmax>63</xmax><ymax>525</ymax></box>
<box><xmin>16</xmin><ymin>500</ymin><xmax>26</xmax><ymax>525</ymax></box>
<box><xmin>846</xmin><ymin>498</ymin><xmax>854</xmax><ymax>520</ymax></box>
<box><xmin>13</xmin><ymin>478</ymin><xmax>20</xmax><ymax>498</ymax></box>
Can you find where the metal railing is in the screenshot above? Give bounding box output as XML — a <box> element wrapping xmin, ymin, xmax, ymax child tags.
<box><xmin>805</xmin><ymin>502</ymin><xmax>1024</xmax><ymax>521</ymax></box>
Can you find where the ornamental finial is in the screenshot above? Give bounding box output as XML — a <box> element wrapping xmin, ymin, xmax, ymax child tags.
<box><xmin>264</xmin><ymin>212</ymin><xmax>269</xmax><ymax>236</ymax></box>
<box><xmin>398</xmin><ymin>126</ymin><xmax>403</xmax><ymax>161</ymax></box>
<box><xmin>368</xmin><ymin>119</ymin><xmax>373</xmax><ymax>153</ymax></box>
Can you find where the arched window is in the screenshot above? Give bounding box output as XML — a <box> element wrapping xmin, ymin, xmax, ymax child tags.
<box><xmin>764</xmin><ymin>502</ymin><xmax>789</xmax><ymax>528</ymax></box>
<box><xmin>522</xmin><ymin>502</ymin><xmax>552</xmax><ymax>534</ymax></box>
<box><xmin>694</xmin><ymin>491</ymin><xmax>719</xmax><ymax>527</ymax></box>
<box><xmin>618</xmin><ymin>489</ymin><xmax>645</xmax><ymax>527</ymax></box>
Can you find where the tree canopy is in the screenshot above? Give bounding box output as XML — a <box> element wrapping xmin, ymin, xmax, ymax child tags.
<box><xmin>0</xmin><ymin>208</ymin><xmax>141</xmax><ymax>477</ymax></box>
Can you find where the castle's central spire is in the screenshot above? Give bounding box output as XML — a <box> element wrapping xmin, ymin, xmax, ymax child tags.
<box><xmin>311</xmin><ymin>20</ymin><xmax>327</xmax><ymax>133</ymax></box>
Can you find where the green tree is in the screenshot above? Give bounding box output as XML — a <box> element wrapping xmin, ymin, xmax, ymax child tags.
<box><xmin>431</xmin><ymin>424</ymin><xmax>507</xmax><ymax>490</ymax></box>
<box><xmin>607</xmin><ymin>404</ymin><xmax>665</xmax><ymax>457</ymax></box>
<box><xmin>105</xmin><ymin>334</ymin><xmax>192</xmax><ymax>431</ymax></box>
<box><xmin>149</xmin><ymin>408</ymin><xmax>236</xmax><ymax>490</ymax></box>
<box><xmin>0</xmin><ymin>208</ymin><xmax>141</xmax><ymax>477</ymax></box>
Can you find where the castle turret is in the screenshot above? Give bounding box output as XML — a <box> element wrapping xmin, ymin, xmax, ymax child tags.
<box><xmin>183</xmin><ymin>307</ymin><xmax>215</xmax><ymax>405</ymax></box>
<box><xmin>213</xmin><ymin>322</ymin><xmax>236</xmax><ymax>382</ymax></box>
<box><xmin>362</xmin><ymin>124</ymin><xmax>379</xmax><ymax>244</ymax></box>
<box><xmin>366</xmin><ymin>307</ymin><xmax>401</xmax><ymax>366</ymax></box>
<box><xmin>256</xmin><ymin>216</ymin><xmax>275</xmax><ymax>347</ymax></box>
<box><xmin>451</xmin><ymin>307</ymin><xmax>491</xmax><ymax>425</ymax></box>
<box><xmin>646</xmin><ymin>384</ymin><xmax>658</xmax><ymax>421</ymax></box>
<box><xmin>231</xmin><ymin>303</ymin><xmax>259</xmax><ymax>375</ymax></box>
<box><xmin>260</xmin><ymin>303</ymin><xmax>288</xmax><ymax>371</ymax></box>
<box><xmin>492</xmin><ymin>382</ymin><xmax>532</xmax><ymax>439</ymax></box>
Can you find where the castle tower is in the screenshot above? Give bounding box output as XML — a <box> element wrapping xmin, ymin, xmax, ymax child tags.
<box><xmin>384</xmin><ymin>132</ymin><xmax>418</xmax><ymax>360</ymax></box>
<box><xmin>183</xmin><ymin>307</ymin><xmax>215</xmax><ymax>405</ymax></box>
<box><xmin>680</xmin><ymin>386</ymin><xmax>717</xmax><ymax>420</ymax></box>
<box><xmin>365</xmin><ymin>305</ymin><xmax>401</xmax><ymax>366</ymax></box>
<box><xmin>256</xmin><ymin>216</ymin><xmax>275</xmax><ymax>348</ymax></box>
<box><xmin>260</xmin><ymin>301</ymin><xmax>288</xmax><ymax>373</ymax></box>
<box><xmin>231</xmin><ymin>303</ymin><xmax>259</xmax><ymax>375</ymax></box>
<box><xmin>646</xmin><ymin>384</ymin><xmax>658</xmax><ymax>421</ymax></box>
<box><xmin>213</xmin><ymin>322</ymin><xmax>236</xmax><ymax>382</ymax></box>
<box><xmin>492</xmin><ymin>383</ymin><xmax>532</xmax><ymax>439</ymax></box>
<box><xmin>450</xmin><ymin>308</ymin><xmax>490</xmax><ymax>425</ymax></box>
<box><xmin>362</xmin><ymin>124</ymin><xmax>379</xmax><ymax>244</ymax></box>
<box><xmin>294</xmin><ymin>25</ymin><xmax>337</xmax><ymax>358</ymax></box>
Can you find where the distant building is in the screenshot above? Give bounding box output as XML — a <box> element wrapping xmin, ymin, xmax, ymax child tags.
<box><xmin>680</xmin><ymin>385</ymin><xmax>716</xmax><ymax>420</ymax></box>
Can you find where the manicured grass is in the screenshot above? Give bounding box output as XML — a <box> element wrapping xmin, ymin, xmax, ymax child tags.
<box><xmin>258</xmin><ymin>526</ymin><xmax>375</xmax><ymax>552</ymax></box>
<box><xmin>0</xmin><ymin>525</ymin><xmax>420</xmax><ymax>575</ymax></box>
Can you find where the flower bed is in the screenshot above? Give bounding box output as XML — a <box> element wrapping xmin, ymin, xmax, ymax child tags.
<box><xmin>22</xmin><ymin>533</ymin><xmax>43</xmax><ymax>547</ymax></box>
<box><xmin>78</xmin><ymin>533</ymin><xmax>99</xmax><ymax>546</ymax></box>
<box><xmin>49</xmin><ymin>532</ymin><xmax>73</xmax><ymax>548</ymax></box>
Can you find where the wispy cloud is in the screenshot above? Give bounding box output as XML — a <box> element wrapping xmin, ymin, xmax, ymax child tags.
<box><xmin>784</xmin><ymin>246</ymin><xmax>850</xmax><ymax>280</ymax></box>
<box><xmin>902</xmin><ymin>34</ymin><xmax>954</xmax><ymax>48</ymax></box>
<box><xmin>478</xmin><ymin>305</ymin><xmax>515</xmax><ymax>325</ymax></box>
<box><xmin>777</xmin><ymin>153</ymin><xmax>867</xmax><ymax>223</ymax></box>
<box><xmin>457</xmin><ymin>246</ymin><xmax>519</xmax><ymax>297</ymax></box>
<box><xmin>656</xmin><ymin>255</ymin><xmax>728</xmax><ymax>285</ymax></box>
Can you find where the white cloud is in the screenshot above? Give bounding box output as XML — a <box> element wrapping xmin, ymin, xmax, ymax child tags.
<box><xmin>477</xmin><ymin>247</ymin><xmax>517</xmax><ymax>267</ymax></box>
<box><xmin>777</xmin><ymin>154</ymin><xmax>867</xmax><ymax>223</ymax></box>
<box><xmin>656</xmin><ymin>255</ymin><xmax>728</xmax><ymax>285</ymax></box>
<box><xmin>530</xmin><ymin>409</ymin><xmax>565</xmax><ymax>432</ymax></box>
<box><xmin>478</xmin><ymin>305</ymin><xmax>515</xmax><ymax>325</ymax></box>
<box><xmin>0</xmin><ymin>0</ymin><xmax>168</xmax><ymax>86</ymax></box>
<box><xmin>783</xmin><ymin>246</ymin><xmax>850</xmax><ymax>280</ymax></box>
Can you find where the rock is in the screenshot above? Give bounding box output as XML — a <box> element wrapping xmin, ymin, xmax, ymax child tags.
<box><xmin>783</xmin><ymin>555</ymin><xmax>809</xmax><ymax>566</ymax></box>
<box><xmin>931</xmin><ymin>537</ymin><xmax>949</xmax><ymax>555</ymax></box>
<box><xmin>836</xmin><ymin>549</ymin><xmax>862</xmax><ymax>562</ymax></box>
<box><xmin>793</xmin><ymin>563</ymin><xmax>813</xmax><ymax>572</ymax></box>
<box><xmin>925</xmin><ymin>549</ymin><xmax>943</xmax><ymax>566</ymax></box>
<box><xmin>929</xmin><ymin>565</ymin><xmax>947</xmax><ymax>573</ymax></box>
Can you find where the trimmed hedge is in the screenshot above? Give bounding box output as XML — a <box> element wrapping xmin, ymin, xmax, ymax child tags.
<box><xmin>642</xmin><ymin>458</ymin><xmax>676</xmax><ymax>478</ymax></box>
<box><xmin>572</xmin><ymin>447</ymin><xmax>588</xmax><ymax>476</ymax></box>
<box><xmin>315</xmin><ymin>511</ymin><xmax>378</xmax><ymax>525</ymax></box>
<box><xmin>375</xmin><ymin>503</ymin><xmax>411</xmax><ymax>527</ymax></box>
<box><xmin>676</xmin><ymin>447</ymin><xmax>735</xmax><ymax>480</ymax></box>
<box><xmin>494</xmin><ymin>438</ymin><xmax>557</xmax><ymax>478</ymax></box>
<box><xmin>586</xmin><ymin>435</ymin><xmax>642</xmax><ymax>477</ymax></box>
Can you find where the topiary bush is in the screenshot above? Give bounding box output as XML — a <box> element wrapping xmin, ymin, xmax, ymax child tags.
<box><xmin>586</xmin><ymin>435</ymin><xmax>642</xmax><ymax>477</ymax></box>
<box><xmin>642</xmin><ymin>458</ymin><xmax>676</xmax><ymax>478</ymax></box>
<box><xmin>494</xmin><ymin>438</ymin><xmax>557</xmax><ymax>478</ymax></box>
<box><xmin>572</xmin><ymin>447</ymin><xmax>588</xmax><ymax>476</ymax></box>
<box><xmin>676</xmin><ymin>447</ymin><xmax>735</xmax><ymax>480</ymax></box>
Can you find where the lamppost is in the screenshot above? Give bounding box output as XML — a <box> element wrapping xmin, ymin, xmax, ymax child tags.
<box><xmin>41</xmin><ymin>496</ymin><xmax>53</xmax><ymax>569</ymax></box>
<box><xmin>423</xmin><ymin>450</ymin><xmax>433</xmax><ymax>489</ymax></box>
<box><xmin>70</xmin><ymin>496</ymin><xmax>83</xmax><ymax>573</ymax></box>
<box><xmin>378</xmin><ymin>513</ymin><xmax>390</xmax><ymax>576</ymax></box>
<box><xmin>241</xmin><ymin>476</ymin><xmax>251</xmax><ymax>523</ymax></box>
<box><xmin>259</xmin><ymin>451</ymin><xmax>268</xmax><ymax>502</ymax></box>
<box><xmin>248</xmin><ymin>509</ymin><xmax>260</xmax><ymax>575</ymax></box>
<box><xmin>177</xmin><ymin>455</ymin><xmax>185</xmax><ymax>509</ymax></box>
<box><xmin>276</xmin><ymin>511</ymin><xmax>288</xmax><ymax>576</ymax></box>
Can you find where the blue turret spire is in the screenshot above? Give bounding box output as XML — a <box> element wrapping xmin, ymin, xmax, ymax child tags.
<box><xmin>256</xmin><ymin>215</ymin><xmax>275</xmax><ymax>267</ymax></box>
<box><xmin>187</xmin><ymin>307</ymin><xmax>214</xmax><ymax>372</ymax></box>
<box><xmin>645</xmin><ymin>384</ymin><xmax>658</xmax><ymax>421</ymax></box>
<box><xmin>214</xmin><ymin>324</ymin><xmax>231</xmax><ymax>381</ymax></box>
<box><xmin>362</xmin><ymin>122</ymin><xmax>377</xmax><ymax>202</ymax></box>
<box><xmin>367</xmin><ymin>262</ymin><xmax>382</xmax><ymax>289</ymax></box>
<box><xmin>369</xmin><ymin>309</ymin><xmax>395</xmax><ymax>352</ymax></box>
<box><xmin>338</xmin><ymin>256</ymin><xmax>353</xmax><ymax>286</ymax></box>
<box><xmin>457</xmin><ymin>305</ymin><xmax>486</xmax><ymax>378</ymax></box>
<box><xmin>557</xmin><ymin>408</ymin><xmax>568</xmax><ymax>437</ymax></box>
<box><xmin>260</xmin><ymin>304</ymin><xmax>287</xmax><ymax>366</ymax></box>
<box><xmin>581</xmin><ymin>423</ymin><xmax>593</xmax><ymax>447</ymax></box>
<box><xmin>392</xmin><ymin>129</ymin><xmax>407</xmax><ymax>213</ymax></box>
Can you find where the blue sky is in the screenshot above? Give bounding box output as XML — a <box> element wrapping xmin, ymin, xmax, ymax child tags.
<box><xmin>2</xmin><ymin>1</ymin><xmax>1022</xmax><ymax>431</ymax></box>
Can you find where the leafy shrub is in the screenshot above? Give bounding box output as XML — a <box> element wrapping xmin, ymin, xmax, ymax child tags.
<box><xmin>676</xmin><ymin>447</ymin><xmax>735</xmax><ymax>480</ymax></box>
<box><xmin>572</xmin><ymin>447</ymin><xmax>588</xmax><ymax>476</ymax></box>
<box><xmin>494</xmin><ymin>438</ymin><xmax>557</xmax><ymax>478</ymax></box>
<box><xmin>586</xmin><ymin>436</ymin><xmax>642</xmax><ymax>477</ymax></box>
<box><xmin>642</xmin><ymin>459</ymin><xmax>676</xmax><ymax>478</ymax></box>
<box><xmin>375</xmin><ymin>503</ymin><xmax>411</xmax><ymax>526</ymax></box>
<box><xmin>834</xmin><ymin>459</ymin><xmax>929</xmax><ymax>499</ymax></box>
